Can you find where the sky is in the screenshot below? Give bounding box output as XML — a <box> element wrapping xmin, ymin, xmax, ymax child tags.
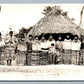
<box><xmin>0</xmin><ymin>4</ymin><xmax>84</xmax><ymax>36</ymax></box>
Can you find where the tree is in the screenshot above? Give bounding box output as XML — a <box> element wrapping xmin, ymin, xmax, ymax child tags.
<box><xmin>15</xmin><ymin>26</ymin><xmax>33</xmax><ymax>38</ymax></box>
<box><xmin>42</xmin><ymin>6</ymin><xmax>68</xmax><ymax>17</ymax></box>
<box><xmin>42</xmin><ymin>6</ymin><xmax>52</xmax><ymax>15</ymax></box>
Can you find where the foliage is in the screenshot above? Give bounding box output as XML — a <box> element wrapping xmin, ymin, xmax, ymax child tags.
<box><xmin>15</xmin><ymin>26</ymin><xmax>33</xmax><ymax>38</ymax></box>
<box><xmin>42</xmin><ymin>6</ymin><xmax>68</xmax><ymax>16</ymax></box>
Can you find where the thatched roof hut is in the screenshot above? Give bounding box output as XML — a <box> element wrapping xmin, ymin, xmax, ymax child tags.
<box><xmin>28</xmin><ymin>6</ymin><xmax>84</xmax><ymax>38</ymax></box>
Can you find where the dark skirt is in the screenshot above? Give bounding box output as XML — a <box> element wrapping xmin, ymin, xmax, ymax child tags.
<box><xmin>80</xmin><ymin>50</ymin><xmax>84</xmax><ymax>64</ymax></box>
<box><xmin>16</xmin><ymin>50</ymin><xmax>26</xmax><ymax>66</ymax></box>
<box><xmin>56</xmin><ymin>52</ymin><xmax>63</xmax><ymax>64</ymax></box>
<box><xmin>4</xmin><ymin>47</ymin><xmax>15</xmax><ymax>60</ymax></box>
<box><xmin>26</xmin><ymin>51</ymin><xmax>32</xmax><ymax>66</ymax></box>
<box><xmin>63</xmin><ymin>50</ymin><xmax>72</xmax><ymax>64</ymax></box>
<box><xmin>39</xmin><ymin>51</ymin><xmax>49</xmax><ymax>65</ymax></box>
<box><xmin>71</xmin><ymin>50</ymin><xmax>80</xmax><ymax>65</ymax></box>
<box><xmin>30</xmin><ymin>51</ymin><xmax>40</xmax><ymax>66</ymax></box>
<box><xmin>0</xmin><ymin>47</ymin><xmax>5</xmax><ymax>65</ymax></box>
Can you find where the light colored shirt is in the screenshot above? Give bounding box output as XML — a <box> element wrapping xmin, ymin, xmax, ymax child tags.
<box><xmin>17</xmin><ymin>42</ymin><xmax>27</xmax><ymax>51</ymax></box>
<box><xmin>48</xmin><ymin>46</ymin><xmax>56</xmax><ymax>54</ymax></box>
<box><xmin>47</xmin><ymin>40</ymin><xmax>56</xmax><ymax>48</ymax></box>
<box><xmin>32</xmin><ymin>40</ymin><xmax>40</xmax><ymax>51</ymax></box>
<box><xmin>0</xmin><ymin>38</ymin><xmax>5</xmax><ymax>47</ymax></box>
<box><xmin>63</xmin><ymin>39</ymin><xmax>72</xmax><ymax>50</ymax></box>
<box><xmin>40</xmin><ymin>40</ymin><xmax>48</xmax><ymax>51</ymax></box>
<box><xmin>56</xmin><ymin>41</ymin><xmax>63</xmax><ymax>51</ymax></box>
<box><xmin>5</xmin><ymin>35</ymin><xmax>17</xmax><ymax>47</ymax></box>
<box><xmin>72</xmin><ymin>40</ymin><xmax>81</xmax><ymax>50</ymax></box>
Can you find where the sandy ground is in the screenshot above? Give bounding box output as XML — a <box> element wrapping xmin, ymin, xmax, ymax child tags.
<box><xmin>0</xmin><ymin>64</ymin><xmax>84</xmax><ymax>80</ymax></box>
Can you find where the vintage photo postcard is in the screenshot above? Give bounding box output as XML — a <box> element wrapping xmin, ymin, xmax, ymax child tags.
<box><xmin>0</xmin><ymin>4</ymin><xmax>84</xmax><ymax>81</ymax></box>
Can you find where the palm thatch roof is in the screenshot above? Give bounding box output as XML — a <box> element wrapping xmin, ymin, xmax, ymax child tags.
<box><xmin>77</xmin><ymin>28</ymin><xmax>84</xmax><ymax>36</ymax></box>
<box><xmin>28</xmin><ymin>6</ymin><xmax>84</xmax><ymax>37</ymax></box>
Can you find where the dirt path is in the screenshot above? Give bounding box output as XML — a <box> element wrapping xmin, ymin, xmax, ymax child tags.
<box><xmin>0</xmin><ymin>65</ymin><xmax>84</xmax><ymax>80</ymax></box>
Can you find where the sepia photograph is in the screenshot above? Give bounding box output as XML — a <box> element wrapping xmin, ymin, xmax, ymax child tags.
<box><xmin>0</xmin><ymin>4</ymin><xmax>84</xmax><ymax>80</ymax></box>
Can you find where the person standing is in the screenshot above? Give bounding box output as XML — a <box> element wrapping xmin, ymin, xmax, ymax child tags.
<box><xmin>56</xmin><ymin>36</ymin><xmax>63</xmax><ymax>64</ymax></box>
<box><xmin>72</xmin><ymin>35</ymin><xmax>81</xmax><ymax>65</ymax></box>
<box><xmin>16</xmin><ymin>36</ymin><xmax>27</xmax><ymax>66</ymax></box>
<box><xmin>39</xmin><ymin>35</ymin><xmax>49</xmax><ymax>65</ymax></box>
<box><xmin>63</xmin><ymin>35</ymin><xmax>72</xmax><ymax>64</ymax></box>
<box><xmin>0</xmin><ymin>32</ymin><xmax>5</xmax><ymax>65</ymax></box>
<box><xmin>48</xmin><ymin>43</ymin><xmax>56</xmax><ymax>64</ymax></box>
<box><xmin>31</xmin><ymin>36</ymin><xmax>40</xmax><ymax>65</ymax></box>
<box><xmin>26</xmin><ymin>34</ymin><xmax>33</xmax><ymax>65</ymax></box>
<box><xmin>5</xmin><ymin>31</ymin><xmax>17</xmax><ymax>65</ymax></box>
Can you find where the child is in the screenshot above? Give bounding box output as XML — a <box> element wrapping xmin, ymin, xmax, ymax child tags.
<box><xmin>48</xmin><ymin>43</ymin><xmax>56</xmax><ymax>64</ymax></box>
<box><xmin>56</xmin><ymin>48</ymin><xmax>62</xmax><ymax>64</ymax></box>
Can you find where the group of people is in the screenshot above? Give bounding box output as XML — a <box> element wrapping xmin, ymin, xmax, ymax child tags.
<box><xmin>0</xmin><ymin>31</ymin><xmax>83</xmax><ymax>65</ymax></box>
<box><xmin>26</xmin><ymin>34</ymin><xmax>82</xmax><ymax>64</ymax></box>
